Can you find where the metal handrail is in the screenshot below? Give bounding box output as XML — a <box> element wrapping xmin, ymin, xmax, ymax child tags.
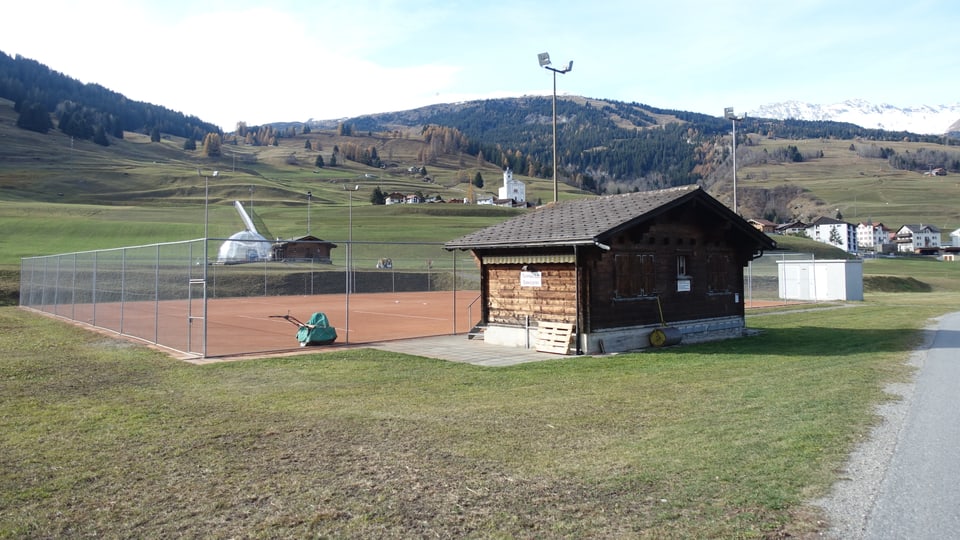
<box><xmin>466</xmin><ymin>294</ymin><xmax>482</xmax><ymax>329</ymax></box>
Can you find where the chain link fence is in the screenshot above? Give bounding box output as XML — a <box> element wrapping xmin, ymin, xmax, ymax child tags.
<box><xmin>746</xmin><ymin>251</ymin><xmax>834</xmax><ymax>307</ymax></box>
<box><xmin>20</xmin><ymin>239</ymin><xmax>481</xmax><ymax>358</ymax></box>
<box><xmin>21</xmin><ymin>240</ymin><xmax>827</xmax><ymax>358</ymax></box>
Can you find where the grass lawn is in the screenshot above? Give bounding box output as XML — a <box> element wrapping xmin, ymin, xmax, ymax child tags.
<box><xmin>2</xmin><ymin>290</ymin><xmax>955</xmax><ymax>538</ymax></box>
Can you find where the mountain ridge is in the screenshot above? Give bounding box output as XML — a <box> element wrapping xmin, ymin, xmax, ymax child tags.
<box><xmin>749</xmin><ymin>99</ymin><xmax>960</xmax><ymax>135</ymax></box>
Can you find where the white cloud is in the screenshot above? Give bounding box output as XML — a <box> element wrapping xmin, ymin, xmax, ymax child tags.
<box><xmin>2</xmin><ymin>0</ymin><xmax>959</xmax><ymax>128</ymax></box>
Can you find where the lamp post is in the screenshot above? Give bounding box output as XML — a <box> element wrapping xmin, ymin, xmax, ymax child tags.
<box><xmin>306</xmin><ymin>191</ymin><xmax>312</xmax><ymax>235</ymax></box>
<box><xmin>343</xmin><ymin>184</ymin><xmax>360</xmax><ymax>343</ymax></box>
<box><xmin>724</xmin><ymin>107</ymin><xmax>743</xmax><ymax>214</ymax></box>
<box><xmin>197</xmin><ymin>168</ymin><xmax>218</xmax><ymax>358</ymax></box>
<box><xmin>538</xmin><ymin>52</ymin><xmax>573</xmax><ymax>203</ymax></box>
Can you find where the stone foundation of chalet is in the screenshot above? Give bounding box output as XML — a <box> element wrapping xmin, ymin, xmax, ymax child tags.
<box><xmin>483</xmin><ymin>315</ymin><xmax>748</xmax><ymax>355</ymax></box>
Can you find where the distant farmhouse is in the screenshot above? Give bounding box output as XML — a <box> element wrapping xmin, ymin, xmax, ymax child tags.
<box><xmin>446</xmin><ymin>185</ymin><xmax>776</xmax><ymax>355</ymax></box>
<box><xmin>272</xmin><ymin>235</ymin><xmax>337</xmax><ymax>263</ymax></box>
<box><xmin>747</xmin><ymin>218</ymin><xmax>777</xmax><ymax>234</ymax></box>
<box><xmin>774</xmin><ymin>221</ymin><xmax>808</xmax><ymax>236</ymax></box>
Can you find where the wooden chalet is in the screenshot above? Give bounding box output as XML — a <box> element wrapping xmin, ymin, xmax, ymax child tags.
<box><xmin>272</xmin><ymin>235</ymin><xmax>337</xmax><ymax>263</ymax></box>
<box><xmin>445</xmin><ymin>185</ymin><xmax>776</xmax><ymax>354</ymax></box>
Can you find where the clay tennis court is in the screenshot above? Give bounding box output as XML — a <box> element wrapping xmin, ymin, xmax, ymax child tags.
<box><xmin>41</xmin><ymin>290</ymin><xmax>481</xmax><ymax>359</ymax></box>
<box><xmin>27</xmin><ymin>291</ymin><xmax>800</xmax><ymax>361</ymax></box>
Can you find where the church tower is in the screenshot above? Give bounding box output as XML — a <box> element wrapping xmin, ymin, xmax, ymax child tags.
<box><xmin>497</xmin><ymin>168</ymin><xmax>525</xmax><ymax>203</ymax></box>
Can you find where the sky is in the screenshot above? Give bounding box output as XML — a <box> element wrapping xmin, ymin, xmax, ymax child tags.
<box><xmin>3</xmin><ymin>0</ymin><xmax>959</xmax><ymax>130</ymax></box>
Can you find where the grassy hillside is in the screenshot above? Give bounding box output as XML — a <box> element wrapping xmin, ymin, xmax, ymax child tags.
<box><xmin>5</xmin><ymin>95</ymin><xmax>960</xmax><ymax>306</ymax></box>
<box><xmin>0</xmin><ymin>99</ymin><xmax>572</xmax><ymax>262</ymax></box>
<box><xmin>734</xmin><ymin>136</ymin><xmax>960</xmax><ymax>230</ymax></box>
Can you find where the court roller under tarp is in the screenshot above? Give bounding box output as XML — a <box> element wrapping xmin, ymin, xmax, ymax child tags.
<box><xmin>270</xmin><ymin>311</ymin><xmax>338</xmax><ymax>347</ymax></box>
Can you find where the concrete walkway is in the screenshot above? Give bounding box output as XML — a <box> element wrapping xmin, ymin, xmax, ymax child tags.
<box><xmin>369</xmin><ymin>334</ymin><xmax>566</xmax><ymax>367</ymax></box>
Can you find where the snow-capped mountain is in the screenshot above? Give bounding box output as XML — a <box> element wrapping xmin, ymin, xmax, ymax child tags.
<box><xmin>748</xmin><ymin>99</ymin><xmax>960</xmax><ymax>135</ymax></box>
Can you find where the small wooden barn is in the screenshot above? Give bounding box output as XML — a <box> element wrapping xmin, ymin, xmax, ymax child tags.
<box><xmin>272</xmin><ymin>235</ymin><xmax>337</xmax><ymax>263</ymax></box>
<box><xmin>445</xmin><ymin>185</ymin><xmax>776</xmax><ymax>354</ymax></box>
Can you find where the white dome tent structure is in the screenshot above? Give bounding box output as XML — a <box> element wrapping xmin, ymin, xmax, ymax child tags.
<box><xmin>216</xmin><ymin>201</ymin><xmax>273</xmax><ymax>264</ymax></box>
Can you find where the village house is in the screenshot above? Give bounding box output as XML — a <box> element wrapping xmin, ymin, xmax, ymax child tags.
<box><xmin>385</xmin><ymin>192</ymin><xmax>406</xmax><ymax>205</ymax></box>
<box><xmin>896</xmin><ymin>224</ymin><xmax>941</xmax><ymax>253</ymax></box>
<box><xmin>445</xmin><ymin>185</ymin><xmax>776</xmax><ymax>354</ymax></box>
<box><xmin>774</xmin><ymin>220</ymin><xmax>808</xmax><ymax>236</ymax></box>
<box><xmin>804</xmin><ymin>216</ymin><xmax>858</xmax><ymax>253</ymax></box>
<box><xmin>856</xmin><ymin>220</ymin><xmax>892</xmax><ymax>252</ymax></box>
<box><xmin>944</xmin><ymin>228</ymin><xmax>960</xmax><ymax>260</ymax></box>
<box><xmin>747</xmin><ymin>218</ymin><xmax>777</xmax><ymax>234</ymax></box>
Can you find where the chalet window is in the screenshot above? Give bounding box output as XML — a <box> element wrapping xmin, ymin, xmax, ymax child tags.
<box><xmin>615</xmin><ymin>253</ymin><xmax>655</xmax><ymax>298</ymax></box>
<box><xmin>707</xmin><ymin>253</ymin><xmax>730</xmax><ymax>293</ymax></box>
<box><xmin>677</xmin><ymin>255</ymin><xmax>688</xmax><ymax>277</ymax></box>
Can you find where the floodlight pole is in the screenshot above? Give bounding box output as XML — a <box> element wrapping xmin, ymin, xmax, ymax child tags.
<box><xmin>197</xmin><ymin>168</ymin><xmax>218</xmax><ymax>358</ymax></box>
<box><xmin>539</xmin><ymin>52</ymin><xmax>573</xmax><ymax>203</ymax></box>
<box><xmin>724</xmin><ymin>107</ymin><xmax>743</xmax><ymax>214</ymax></box>
<box><xmin>306</xmin><ymin>191</ymin><xmax>312</xmax><ymax>235</ymax></box>
<box><xmin>344</xmin><ymin>185</ymin><xmax>360</xmax><ymax>343</ymax></box>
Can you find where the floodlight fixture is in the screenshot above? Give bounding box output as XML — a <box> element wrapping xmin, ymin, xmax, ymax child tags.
<box><xmin>538</xmin><ymin>51</ymin><xmax>574</xmax><ymax>202</ymax></box>
<box><xmin>197</xmin><ymin>169</ymin><xmax>220</xmax><ymax>240</ymax></box>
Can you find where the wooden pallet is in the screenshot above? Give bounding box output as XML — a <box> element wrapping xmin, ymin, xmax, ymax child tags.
<box><xmin>534</xmin><ymin>322</ymin><xmax>575</xmax><ymax>354</ymax></box>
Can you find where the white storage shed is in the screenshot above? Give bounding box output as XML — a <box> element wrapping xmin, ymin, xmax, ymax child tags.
<box><xmin>777</xmin><ymin>259</ymin><xmax>863</xmax><ymax>301</ymax></box>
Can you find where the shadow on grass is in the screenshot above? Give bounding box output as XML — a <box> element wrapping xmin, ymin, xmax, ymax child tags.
<box><xmin>685</xmin><ymin>325</ymin><xmax>943</xmax><ymax>357</ymax></box>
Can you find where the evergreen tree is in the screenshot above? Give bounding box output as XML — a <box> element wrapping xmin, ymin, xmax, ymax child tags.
<box><xmin>314</xmin><ymin>154</ymin><xmax>324</xmax><ymax>168</ymax></box>
<box><xmin>473</xmin><ymin>172</ymin><xmax>484</xmax><ymax>188</ymax></box>
<box><xmin>110</xmin><ymin>116</ymin><xmax>124</xmax><ymax>138</ymax></box>
<box><xmin>93</xmin><ymin>125</ymin><xmax>109</xmax><ymax>146</ymax></box>
<box><xmin>15</xmin><ymin>101</ymin><xmax>52</xmax><ymax>133</ymax></box>
<box><xmin>150</xmin><ymin>126</ymin><xmax>160</xmax><ymax>142</ymax></box>
<box><xmin>58</xmin><ymin>110</ymin><xmax>92</xmax><ymax>139</ymax></box>
<box><xmin>370</xmin><ymin>186</ymin><xmax>386</xmax><ymax>205</ymax></box>
<box><xmin>829</xmin><ymin>226</ymin><xmax>843</xmax><ymax>246</ymax></box>
<box><xmin>183</xmin><ymin>137</ymin><xmax>196</xmax><ymax>151</ymax></box>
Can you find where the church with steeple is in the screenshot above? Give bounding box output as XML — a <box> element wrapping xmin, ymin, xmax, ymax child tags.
<box><xmin>497</xmin><ymin>168</ymin><xmax>525</xmax><ymax>204</ymax></box>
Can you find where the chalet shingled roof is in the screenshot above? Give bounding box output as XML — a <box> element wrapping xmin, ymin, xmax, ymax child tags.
<box><xmin>445</xmin><ymin>185</ymin><xmax>774</xmax><ymax>251</ymax></box>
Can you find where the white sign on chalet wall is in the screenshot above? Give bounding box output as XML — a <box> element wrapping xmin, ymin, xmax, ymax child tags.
<box><xmin>520</xmin><ymin>271</ymin><xmax>542</xmax><ymax>287</ymax></box>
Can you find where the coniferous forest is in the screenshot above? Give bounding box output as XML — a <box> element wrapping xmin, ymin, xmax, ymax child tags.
<box><xmin>0</xmin><ymin>51</ymin><xmax>220</xmax><ymax>146</ymax></box>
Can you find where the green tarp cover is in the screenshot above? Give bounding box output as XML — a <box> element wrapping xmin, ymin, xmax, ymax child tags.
<box><xmin>296</xmin><ymin>312</ymin><xmax>337</xmax><ymax>345</ymax></box>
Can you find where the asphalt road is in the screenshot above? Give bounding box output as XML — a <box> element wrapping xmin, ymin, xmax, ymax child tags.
<box><xmin>863</xmin><ymin>311</ymin><xmax>960</xmax><ymax>539</ymax></box>
<box><xmin>388</xmin><ymin>312</ymin><xmax>960</xmax><ymax>536</ymax></box>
